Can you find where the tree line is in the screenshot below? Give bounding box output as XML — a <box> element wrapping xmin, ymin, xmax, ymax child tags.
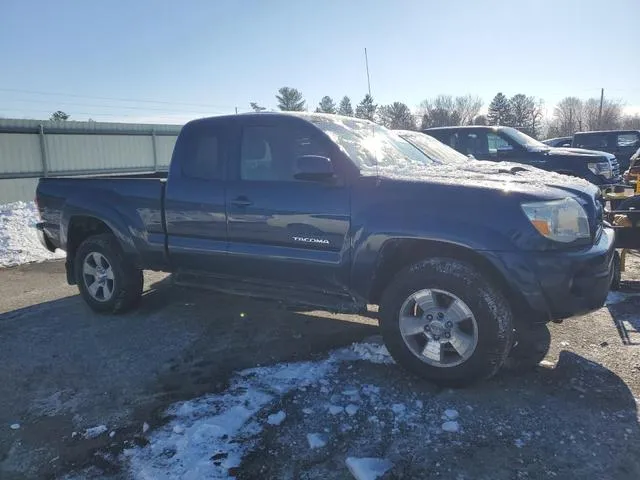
<box><xmin>49</xmin><ymin>88</ymin><xmax>640</xmax><ymax>139</ymax></box>
<box><xmin>250</xmin><ymin>87</ymin><xmax>640</xmax><ymax>139</ymax></box>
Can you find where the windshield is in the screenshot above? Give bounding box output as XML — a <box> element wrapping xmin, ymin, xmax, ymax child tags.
<box><xmin>302</xmin><ymin>114</ymin><xmax>436</xmax><ymax>174</ymax></box>
<box><xmin>397</xmin><ymin>131</ymin><xmax>468</xmax><ymax>164</ymax></box>
<box><xmin>502</xmin><ymin>127</ymin><xmax>548</xmax><ymax>150</ymax></box>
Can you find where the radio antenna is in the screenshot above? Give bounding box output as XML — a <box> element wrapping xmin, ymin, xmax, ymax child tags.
<box><xmin>364</xmin><ymin>48</ymin><xmax>372</xmax><ymax>97</ymax></box>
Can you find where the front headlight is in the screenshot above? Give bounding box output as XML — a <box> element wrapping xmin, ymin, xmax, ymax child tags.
<box><xmin>521</xmin><ymin>198</ymin><xmax>590</xmax><ymax>243</ymax></box>
<box><xmin>588</xmin><ymin>161</ymin><xmax>612</xmax><ymax>179</ymax></box>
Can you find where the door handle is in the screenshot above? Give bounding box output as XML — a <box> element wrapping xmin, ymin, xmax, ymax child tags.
<box><xmin>231</xmin><ymin>196</ymin><xmax>253</xmax><ymax>207</ymax></box>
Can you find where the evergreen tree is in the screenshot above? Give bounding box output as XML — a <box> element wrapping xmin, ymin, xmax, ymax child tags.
<box><xmin>250</xmin><ymin>102</ymin><xmax>266</xmax><ymax>112</ymax></box>
<box><xmin>337</xmin><ymin>96</ymin><xmax>354</xmax><ymax>116</ymax></box>
<box><xmin>378</xmin><ymin>102</ymin><xmax>416</xmax><ymax>130</ymax></box>
<box><xmin>315</xmin><ymin>96</ymin><xmax>337</xmax><ymax>114</ymax></box>
<box><xmin>473</xmin><ymin>114</ymin><xmax>488</xmax><ymax>125</ymax></box>
<box><xmin>276</xmin><ymin>87</ymin><xmax>306</xmax><ymax>111</ymax></box>
<box><xmin>50</xmin><ymin>110</ymin><xmax>70</xmax><ymax>121</ymax></box>
<box><xmin>487</xmin><ymin>93</ymin><xmax>511</xmax><ymax>125</ymax></box>
<box><xmin>355</xmin><ymin>94</ymin><xmax>376</xmax><ymax>121</ymax></box>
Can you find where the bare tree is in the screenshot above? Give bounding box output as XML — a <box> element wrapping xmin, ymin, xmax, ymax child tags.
<box><xmin>455</xmin><ymin>95</ymin><xmax>483</xmax><ymax>125</ymax></box>
<box><xmin>551</xmin><ymin>97</ymin><xmax>584</xmax><ymax>136</ymax></box>
<box><xmin>622</xmin><ymin>114</ymin><xmax>640</xmax><ymax>130</ymax></box>
<box><xmin>583</xmin><ymin>97</ymin><xmax>623</xmax><ymax>130</ymax></box>
<box><xmin>377</xmin><ymin>102</ymin><xmax>416</xmax><ymax>130</ymax></box>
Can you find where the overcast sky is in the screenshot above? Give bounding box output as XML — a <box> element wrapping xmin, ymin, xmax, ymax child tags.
<box><xmin>1</xmin><ymin>0</ymin><xmax>639</xmax><ymax>124</ymax></box>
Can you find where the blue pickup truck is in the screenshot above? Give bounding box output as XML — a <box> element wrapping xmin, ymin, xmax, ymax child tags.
<box><xmin>36</xmin><ymin>113</ymin><xmax>615</xmax><ymax>386</ymax></box>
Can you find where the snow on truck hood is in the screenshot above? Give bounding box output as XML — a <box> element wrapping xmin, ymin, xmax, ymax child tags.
<box><xmin>296</xmin><ymin>113</ymin><xmax>598</xmax><ymax>199</ymax></box>
<box><xmin>372</xmin><ymin>159</ymin><xmax>599</xmax><ymax>199</ymax></box>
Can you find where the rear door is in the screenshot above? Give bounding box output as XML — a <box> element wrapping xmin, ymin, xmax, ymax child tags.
<box><xmin>224</xmin><ymin>116</ymin><xmax>352</xmax><ymax>293</ymax></box>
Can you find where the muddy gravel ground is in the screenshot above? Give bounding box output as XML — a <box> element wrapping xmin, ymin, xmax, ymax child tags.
<box><xmin>0</xmin><ymin>259</ymin><xmax>639</xmax><ymax>479</ymax></box>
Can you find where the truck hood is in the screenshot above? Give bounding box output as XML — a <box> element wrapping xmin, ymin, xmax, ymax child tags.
<box><xmin>547</xmin><ymin>147</ymin><xmax>614</xmax><ymax>160</ymax></box>
<box><xmin>375</xmin><ymin>159</ymin><xmax>599</xmax><ymax>200</ymax></box>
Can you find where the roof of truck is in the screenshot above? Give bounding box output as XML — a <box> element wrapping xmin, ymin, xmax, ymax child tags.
<box><xmin>574</xmin><ymin>129</ymin><xmax>640</xmax><ymax>135</ymax></box>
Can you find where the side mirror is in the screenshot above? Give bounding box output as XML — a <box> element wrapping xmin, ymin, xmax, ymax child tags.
<box><xmin>293</xmin><ymin>155</ymin><xmax>334</xmax><ymax>181</ymax></box>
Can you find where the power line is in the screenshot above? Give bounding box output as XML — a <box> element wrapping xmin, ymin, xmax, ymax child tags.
<box><xmin>5</xmin><ymin>97</ymin><xmax>229</xmax><ymax>115</ymax></box>
<box><xmin>0</xmin><ymin>87</ymin><xmax>237</xmax><ymax>110</ymax></box>
<box><xmin>0</xmin><ymin>107</ymin><xmax>204</xmax><ymax>120</ymax></box>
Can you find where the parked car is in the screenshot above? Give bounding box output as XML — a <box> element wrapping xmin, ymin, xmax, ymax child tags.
<box><xmin>35</xmin><ymin>113</ymin><xmax>615</xmax><ymax>386</ymax></box>
<box><xmin>424</xmin><ymin>125</ymin><xmax>621</xmax><ymax>187</ymax></box>
<box><xmin>542</xmin><ymin>136</ymin><xmax>573</xmax><ymax>148</ymax></box>
<box><xmin>572</xmin><ymin>130</ymin><xmax>640</xmax><ymax>171</ymax></box>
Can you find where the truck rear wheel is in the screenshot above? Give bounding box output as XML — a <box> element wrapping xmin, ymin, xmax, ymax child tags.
<box><xmin>379</xmin><ymin>258</ymin><xmax>513</xmax><ymax>387</ymax></box>
<box><xmin>74</xmin><ymin>233</ymin><xmax>143</xmax><ymax>314</ymax></box>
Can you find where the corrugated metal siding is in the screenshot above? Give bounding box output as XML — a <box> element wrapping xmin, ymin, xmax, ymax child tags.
<box><xmin>156</xmin><ymin>136</ymin><xmax>178</xmax><ymax>167</ymax></box>
<box><xmin>0</xmin><ymin>133</ymin><xmax>42</xmax><ymax>174</ymax></box>
<box><xmin>0</xmin><ymin>118</ymin><xmax>184</xmax><ymax>202</ymax></box>
<box><xmin>46</xmin><ymin>134</ymin><xmax>154</xmax><ymax>172</ymax></box>
<box><xmin>0</xmin><ymin>118</ymin><xmax>183</xmax><ymax>135</ymax></box>
<box><xmin>0</xmin><ymin>178</ymin><xmax>39</xmax><ymax>204</ymax></box>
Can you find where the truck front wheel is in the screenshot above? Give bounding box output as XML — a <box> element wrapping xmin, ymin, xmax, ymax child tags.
<box><xmin>502</xmin><ymin>323</ymin><xmax>551</xmax><ymax>372</ymax></box>
<box><xmin>379</xmin><ymin>258</ymin><xmax>513</xmax><ymax>387</ymax></box>
<box><xmin>74</xmin><ymin>233</ymin><xmax>143</xmax><ymax>314</ymax></box>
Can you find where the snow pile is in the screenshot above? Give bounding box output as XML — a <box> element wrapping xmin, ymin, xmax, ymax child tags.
<box><xmin>345</xmin><ymin>457</ymin><xmax>393</xmax><ymax>480</ymax></box>
<box><xmin>84</xmin><ymin>425</ymin><xmax>108</xmax><ymax>439</ymax></box>
<box><xmin>306</xmin><ymin>433</ymin><xmax>327</xmax><ymax>449</ymax></box>
<box><xmin>0</xmin><ymin>201</ymin><xmax>65</xmax><ymax>267</ymax></box>
<box><xmin>125</xmin><ymin>342</ymin><xmax>393</xmax><ymax>479</ymax></box>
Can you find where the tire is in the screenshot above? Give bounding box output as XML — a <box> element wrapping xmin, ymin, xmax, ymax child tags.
<box><xmin>502</xmin><ymin>323</ymin><xmax>551</xmax><ymax>372</ymax></box>
<box><xmin>379</xmin><ymin>258</ymin><xmax>513</xmax><ymax>387</ymax></box>
<box><xmin>610</xmin><ymin>250</ymin><xmax>621</xmax><ymax>291</ymax></box>
<box><xmin>74</xmin><ymin>233</ymin><xmax>143</xmax><ymax>314</ymax></box>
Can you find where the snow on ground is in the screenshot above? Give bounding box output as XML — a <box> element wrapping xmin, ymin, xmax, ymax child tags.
<box><xmin>124</xmin><ymin>345</ymin><xmax>384</xmax><ymax>479</ymax></box>
<box><xmin>0</xmin><ymin>201</ymin><xmax>65</xmax><ymax>267</ymax></box>
<box><xmin>125</xmin><ymin>342</ymin><xmax>394</xmax><ymax>479</ymax></box>
<box><xmin>345</xmin><ymin>457</ymin><xmax>393</xmax><ymax>480</ymax></box>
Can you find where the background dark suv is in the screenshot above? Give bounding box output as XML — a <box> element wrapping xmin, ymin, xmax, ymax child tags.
<box><xmin>572</xmin><ymin>130</ymin><xmax>640</xmax><ymax>171</ymax></box>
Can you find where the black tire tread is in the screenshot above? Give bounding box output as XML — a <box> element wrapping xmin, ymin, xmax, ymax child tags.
<box><xmin>74</xmin><ymin>233</ymin><xmax>143</xmax><ymax>314</ymax></box>
<box><xmin>503</xmin><ymin>323</ymin><xmax>551</xmax><ymax>372</ymax></box>
<box><xmin>379</xmin><ymin>258</ymin><xmax>513</xmax><ymax>387</ymax></box>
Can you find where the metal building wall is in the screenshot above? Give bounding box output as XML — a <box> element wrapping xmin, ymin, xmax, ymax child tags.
<box><xmin>0</xmin><ymin>118</ymin><xmax>182</xmax><ymax>203</ymax></box>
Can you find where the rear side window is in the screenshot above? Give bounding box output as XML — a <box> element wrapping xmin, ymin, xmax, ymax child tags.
<box><xmin>617</xmin><ymin>132</ymin><xmax>640</xmax><ymax>148</ymax></box>
<box><xmin>180</xmin><ymin>125</ymin><xmax>223</xmax><ymax>180</ymax></box>
<box><xmin>575</xmin><ymin>134</ymin><xmax>607</xmax><ymax>149</ymax></box>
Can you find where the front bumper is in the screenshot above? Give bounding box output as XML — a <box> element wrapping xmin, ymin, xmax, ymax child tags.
<box><xmin>488</xmin><ymin>227</ymin><xmax>615</xmax><ymax>322</ymax></box>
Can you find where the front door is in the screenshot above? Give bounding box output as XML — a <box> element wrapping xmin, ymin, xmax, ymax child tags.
<box><xmin>225</xmin><ymin>118</ymin><xmax>352</xmax><ymax>294</ymax></box>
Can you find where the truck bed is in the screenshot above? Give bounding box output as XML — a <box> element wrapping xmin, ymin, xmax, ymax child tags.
<box><xmin>36</xmin><ymin>174</ymin><xmax>168</xmax><ymax>271</ymax></box>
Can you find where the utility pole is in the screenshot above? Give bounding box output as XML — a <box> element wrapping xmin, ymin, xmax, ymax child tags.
<box><xmin>364</xmin><ymin>48</ymin><xmax>371</xmax><ymax>97</ymax></box>
<box><xmin>235</xmin><ymin>107</ymin><xmax>238</xmax><ymax>115</ymax></box>
<box><xmin>598</xmin><ymin>88</ymin><xmax>604</xmax><ymax>129</ymax></box>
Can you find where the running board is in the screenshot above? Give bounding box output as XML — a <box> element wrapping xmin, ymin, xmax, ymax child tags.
<box><xmin>172</xmin><ymin>272</ymin><xmax>367</xmax><ymax>314</ymax></box>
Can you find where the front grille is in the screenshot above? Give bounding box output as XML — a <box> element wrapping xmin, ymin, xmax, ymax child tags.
<box><xmin>594</xmin><ymin>194</ymin><xmax>604</xmax><ymax>240</ymax></box>
<box><xmin>611</xmin><ymin>157</ymin><xmax>620</xmax><ymax>177</ymax></box>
